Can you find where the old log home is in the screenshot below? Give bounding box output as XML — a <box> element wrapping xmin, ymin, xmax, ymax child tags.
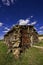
<box><xmin>4</xmin><ymin>25</ymin><xmax>38</xmax><ymax>58</ymax></box>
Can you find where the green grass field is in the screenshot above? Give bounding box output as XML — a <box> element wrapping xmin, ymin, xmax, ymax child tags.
<box><xmin>34</xmin><ymin>41</ymin><xmax>43</xmax><ymax>46</ymax></box>
<box><xmin>0</xmin><ymin>40</ymin><xmax>43</xmax><ymax>65</ymax></box>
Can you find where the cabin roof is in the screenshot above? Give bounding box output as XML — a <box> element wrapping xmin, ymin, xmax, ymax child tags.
<box><xmin>4</xmin><ymin>25</ymin><xmax>37</xmax><ymax>37</ymax></box>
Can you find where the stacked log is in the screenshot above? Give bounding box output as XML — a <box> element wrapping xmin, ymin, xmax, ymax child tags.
<box><xmin>4</xmin><ymin>25</ymin><xmax>38</xmax><ymax>58</ymax></box>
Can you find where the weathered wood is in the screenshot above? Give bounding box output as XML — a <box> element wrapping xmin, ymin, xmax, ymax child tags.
<box><xmin>4</xmin><ymin>25</ymin><xmax>38</xmax><ymax>58</ymax></box>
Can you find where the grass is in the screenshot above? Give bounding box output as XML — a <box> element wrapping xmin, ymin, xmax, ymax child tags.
<box><xmin>34</xmin><ymin>41</ymin><xmax>43</xmax><ymax>46</ymax></box>
<box><xmin>0</xmin><ymin>40</ymin><xmax>43</xmax><ymax>65</ymax></box>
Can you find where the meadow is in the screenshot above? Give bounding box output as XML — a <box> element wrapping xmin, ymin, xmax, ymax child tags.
<box><xmin>34</xmin><ymin>41</ymin><xmax>43</xmax><ymax>46</ymax></box>
<box><xmin>0</xmin><ymin>40</ymin><xmax>43</xmax><ymax>65</ymax></box>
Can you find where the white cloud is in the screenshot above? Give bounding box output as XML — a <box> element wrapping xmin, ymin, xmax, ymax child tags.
<box><xmin>40</xmin><ymin>26</ymin><xmax>43</xmax><ymax>29</ymax></box>
<box><xmin>2</xmin><ymin>0</ymin><xmax>10</xmax><ymax>6</ymax></box>
<box><xmin>27</xmin><ymin>16</ymin><xmax>33</xmax><ymax>20</ymax></box>
<box><xmin>34</xmin><ymin>27</ymin><xmax>37</xmax><ymax>30</ymax></box>
<box><xmin>31</xmin><ymin>16</ymin><xmax>33</xmax><ymax>18</ymax></box>
<box><xmin>31</xmin><ymin>21</ymin><xmax>37</xmax><ymax>25</ymax></box>
<box><xmin>18</xmin><ymin>17</ymin><xmax>37</xmax><ymax>26</ymax></box>
<box><xmin>19</xmin><ymin>19</ymin><xmax>30</xmax><ymax>25</ymax></box>
<box><xmin>27</xmin><ymin>24</ymin><xmax>31</xmax><ymax>25</ymax></box>
<box><xmin>4</xmin><ymin>27</ymin><xmax>10</xmax><ymax>31</ymax></box>
<box><xmin>27</xmin><ymin>21</ymin><xmax>37</xmax><ymax>25</ymax></box>
<box><xmin>2</xmin><ymin>0</ymin><xmax>15</xmax><ymax>6</ymax></box>
<box><xmin>0</xmin><ymin>22</ymin><xmax>3</xmax><ymax>27</ymax></box>
<box><xmin>38</xmin><ymin>31</ymin><xmax>43</xmax><ymax>33</ymax></box>
<box><xmin>38</xmin><ymin>30</ymin><xmax>43</xmax><ymax>34</ymax></box>
<box><xmin>3</xmin><ymin>30</ymin><xmax>9</xmax><ymax>33</ymax></box>
<box><xmin>3</xmin><ymin>27</ymin><xmax>10</xmax><ymax>33</ymax></box>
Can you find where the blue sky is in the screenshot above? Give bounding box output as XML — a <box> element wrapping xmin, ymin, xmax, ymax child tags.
<box><xmin>0</xmin><ymin>0</ymin><xmax>43</xmax><ymax>39</ymax></box>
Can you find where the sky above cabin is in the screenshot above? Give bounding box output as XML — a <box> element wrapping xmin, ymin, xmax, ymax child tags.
<box><xmin>0</xmin><ymin>0</ymin><xmax>43</xmax><ymax>39</ymax></box>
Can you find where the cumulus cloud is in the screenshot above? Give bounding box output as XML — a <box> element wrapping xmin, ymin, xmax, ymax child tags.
<box><xmin>0</xmin><ymin>22</ymin><xmax>3</xmax><ymax>27</ymax></box>
<box><xmin>40</xmin><ymin>26</ymin><xmax>43</xmax><ymax>29</ymax></box>
<box><xmin>2</xmin><ymin>0</ymin><xmax>15</xmax><ymax>6</ymax></box>
<box><xmin>18</xmin><ymin>16</ymin><xmax>37</xmax><ymax>25</ymax></box>
<box><xmin>19</xmin><ymin>19</ymin><xmax>30</xmax><ymax>25</ymax></box>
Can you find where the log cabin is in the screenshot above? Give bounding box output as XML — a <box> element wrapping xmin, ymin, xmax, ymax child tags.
<box><xmin>4</xmin><ymin>25</ymin><xmax>38</xmax><ymax>58</ymax></box>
